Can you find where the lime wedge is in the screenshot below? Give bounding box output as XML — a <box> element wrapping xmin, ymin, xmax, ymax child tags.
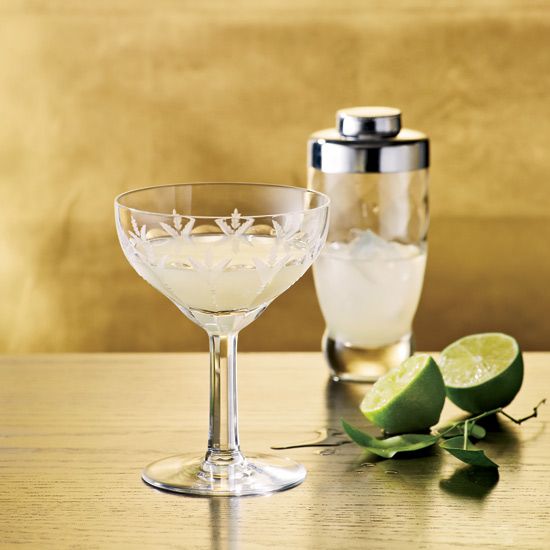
<box><xmin>360</xmin><ymin>354</ymin><xmax>446</xmax><ymax>434</ymax></box>
<box><xmin>439</xmin><ymin>333</ymin><xmax>523</xmax><ymax>414</ymax></box>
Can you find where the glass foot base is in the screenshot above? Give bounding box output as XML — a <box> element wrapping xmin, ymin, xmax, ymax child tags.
<box><xmin>323</xmin><ymin>331</ymin><xmax>414</xmax><ymax>383</ymax></box>
<box><xmin>142</xmin><ymin>453</ymin><xmax>307</xmax><ymax>497</ymax></box>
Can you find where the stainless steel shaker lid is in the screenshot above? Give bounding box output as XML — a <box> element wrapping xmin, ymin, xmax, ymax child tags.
<box><xmin>309</xmin><ymin>106</ymin><xmax>429</xmax><ymax>173</ymax></box>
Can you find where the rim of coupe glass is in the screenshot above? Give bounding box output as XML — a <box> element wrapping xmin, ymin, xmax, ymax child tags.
<box><xmin>114</xmin><ymin>182</ymin><xmax>330</xmax><ymax>219</ymax></box>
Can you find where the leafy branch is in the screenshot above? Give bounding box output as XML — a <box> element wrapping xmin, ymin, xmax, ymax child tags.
<box><xmin>342</xmin><ymin>399</ymin><xmax>546</xmax><ymax>469</ymax></box>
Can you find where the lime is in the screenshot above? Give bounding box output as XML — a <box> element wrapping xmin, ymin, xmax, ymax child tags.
<box><xmin>439</xmin><ymin>333</ymin><xmax>523</xmax><ymax>414</ymax></box>
<box><xmin>360</xmin><ymin>354</ymin><xmax>446</xmax><ymax>434</ymax></box>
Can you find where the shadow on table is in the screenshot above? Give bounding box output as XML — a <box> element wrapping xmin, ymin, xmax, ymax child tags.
<box><xmin>439</xmin><ymin>466</ymin><xmax>499</xmax><ymax>499</ymax></box>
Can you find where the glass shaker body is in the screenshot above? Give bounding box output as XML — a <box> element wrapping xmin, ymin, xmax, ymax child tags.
<box><xmin>308</xmin><ymin>107</ymin><xmax>429</xmax><ymax>382</ymax></box>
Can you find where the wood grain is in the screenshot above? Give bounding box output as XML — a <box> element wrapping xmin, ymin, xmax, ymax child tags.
<box><xmin>1</xmin><ymin>353</ymin><xmax>549</xmax><ymax>549</ymax></box>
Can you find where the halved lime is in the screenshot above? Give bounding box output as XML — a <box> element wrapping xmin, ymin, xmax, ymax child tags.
<box><xmin>439</xmin><ymin>333</ymin><xmax>523</xmax><ymax>414</ymax></box>
<box><xmin>360</xmin><ymin>354</ymin><xmax>446</xmax><ymax>434</ymax></box>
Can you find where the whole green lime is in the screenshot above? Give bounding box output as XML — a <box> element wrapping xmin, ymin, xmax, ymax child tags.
<box><xmin>360</xmin><ymin>354</ymin><xmax>446</xmax><ymax>434</ymax></box>
<box><xmin>439</xmin><ymin>333</ymin><xmax>523</xmax><ymax>414</ymax></box>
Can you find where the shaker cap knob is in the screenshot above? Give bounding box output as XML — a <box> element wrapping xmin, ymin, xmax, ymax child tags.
<box><xmin>337</xmin><ymin>106</ymin><xmax>401</xmax><ymax>138</ymax></box>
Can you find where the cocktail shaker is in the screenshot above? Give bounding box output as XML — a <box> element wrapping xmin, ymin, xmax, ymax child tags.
<box><xmin>308</xmin><ymin>107</ymin><xmax>430</xmax><ymax>382</ymax></box>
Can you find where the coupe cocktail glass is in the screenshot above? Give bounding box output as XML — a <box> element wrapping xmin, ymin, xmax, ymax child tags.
<box><xmin>115</xmin><ymin>183</ymin><xmax>329</xmax><ymax>496</ymax></box>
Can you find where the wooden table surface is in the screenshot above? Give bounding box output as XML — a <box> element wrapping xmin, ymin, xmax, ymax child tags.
<box><xmin>1</xmin><ymin>353</ymin><xmax>549</xmax><ymax>549</ymax></box>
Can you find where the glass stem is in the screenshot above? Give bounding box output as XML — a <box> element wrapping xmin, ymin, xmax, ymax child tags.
<box><xmin>203</xmin><ymin>331</ymin><xmax>245</xmax><ymax>473</ymax></box>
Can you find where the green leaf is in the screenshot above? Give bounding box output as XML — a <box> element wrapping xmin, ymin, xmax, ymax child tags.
<box><xmin>468</xmin><ymin>424</ymin><xmax>487</xmax><ymax>439</ymax></box>
<box><xmin>341</xmin><ymin>419</ymin><xmax>439</xmax><ymax>458</ymax></box>
<box><xmin>437</xmin><ymin>423</ymin><xmax>486</xmax><ymax>439</ymax></box>
<box><xmin>439</xmin><ymin>436</ymin><xmax>499</xmax><ymax>468</ymax></box>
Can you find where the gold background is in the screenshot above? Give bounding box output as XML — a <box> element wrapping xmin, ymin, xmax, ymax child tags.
<box><xmin>1</xmin><ymin>0</ymin><xmax>550</xmax><ymax>352</ymax></box>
